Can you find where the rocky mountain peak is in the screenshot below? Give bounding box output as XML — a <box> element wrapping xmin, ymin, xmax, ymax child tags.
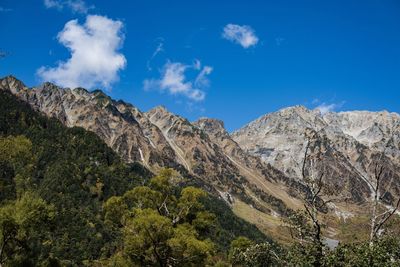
<box><xmin>194</xmin><ymin>118</ymin><xmax>227</xmax><ymax>136</ymax></box>
<box><xmin>232</xmin><ymin>104</ymin><xmax>326</xmax><ymax>145</ymax></box>
<box><xmin>38</xmin><ymin>81</ymin><xmax>61</xmax><ymax>90</ymax></box>
<box><xmin>73</xmin><ymin>87</ymin><xmax>91</xmax><ymax>96</ymax></box>
<box><xmin>268</xmin><ymin>105</ymin><xmax>320</xmax><ymax>120</ymax></box>
<box><xmin>91</xmin><ymin>89</ymin><xmax>109</xmax><ymax>98</ymax></box>
<box><xmin>233</xmin><ymin>105</ymin><xmax>400</xmax><ymax>204</ymax></box>
<box><xmin>0</xmin><ymin>75</ymin><xmax>27</xmax><ymax>93</ymax></box>
<box><xmin>279</xmin><ymin>104</ymin><xmax>309</xmax><ymax>113</ymax></box>
<box><xmin>323</xmin><ymin>110</ymin><xmax>400</xmax><ymax>149</ymax></box>
<box><xmin>148</xmin><ymin>105</ymin><xmax>171</xmax><ymax>115</ymax></box>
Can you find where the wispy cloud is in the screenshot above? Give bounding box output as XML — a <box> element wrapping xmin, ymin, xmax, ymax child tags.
<box><xmin>43</xmin><ymin>0</ymin><xmax>93</xmax><ymax>14</ymax></box>
<box><xmin>275</xmin><ymin>37</ymin><xmax>285</xmax><ymax>46</ymax></box>
<box><xmin>314</xmin><ymin>100</ymin><xmax>345</xmax><ymax>115</ymax></box>
<box><xmin>0</xmin><ymin>7</ymin><xmax>12</xmax><ymax>12</ymax></box>
<box><xmin>195</xmin><ymin>65</ymin><xmax>213</xmax><ymax>88</ymax></box>
<box><xmin>222</xmin><ymin>24</ymin><xmax>259</xmax><ymax>48</ymax></box>
<box><xmin>144</xmin><ymin>60</ymin><xmax>213</xmax><ymax>101</ymax></box>
<box><xmin>37</xmin><ymin>15</ymin><xmax>126</xmax><ymax>90</ymax></box>
<box><xmin>193</xmin><ymin>59</ymin><xmax>201</xmax><ymax>70</ymax></box>
<box><xmin>147</xmin><ymin>39</ymin><xmax>164</xmax><ymax>71</ymax></box>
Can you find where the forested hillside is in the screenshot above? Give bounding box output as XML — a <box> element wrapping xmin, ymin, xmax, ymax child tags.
<box><xmin>0</xmin><ymin>90</ymin><xmax>266</xmax><ymax>265</ymax></box>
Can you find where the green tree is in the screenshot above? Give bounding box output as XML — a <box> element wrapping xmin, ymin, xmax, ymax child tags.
<box><xmin>229</xmin><ymin>237</ymin><xmax>280</xmax><ymax>267</ymax></box>
<box><xmin>104</xmin><ymin>169</ymin><xmax>216</xmax><ymax>266</ymax></box>
<box><xmin>229</xmin><ymin>236</ymin><xmax>254</xmax><ymax>260</ymax></box>
<box><xmin>168</xmin><ymin>223</ymin><xmax>214</xmax><ymax>266</ymax></box>
<box><xmin>0</xmin><ymin>192</ymin><xmax>55</xmax><ymax>266</ymax></box>
<box><xmin>0</xmin><ymin>135</ymin><xmax>35</xmax><ymax>198</ymax></box>
<box><xmin>104</xmin><ymin>196</ymin><xmax>128</xmax><ymax>227</ymax></box>
<box><xmin>325</xmin><ymin>236</ymin><xmax>400</xmax><ymax>267</ymax></box>
<box><xmin>124</xmin><ymin>208</ymin><xmax>173</xmax><ymax>266</ymax></box>
<box><xmin>123</xmin><ymin>186</ymin><xmax>161</xmax><ymax>210</ymax></box>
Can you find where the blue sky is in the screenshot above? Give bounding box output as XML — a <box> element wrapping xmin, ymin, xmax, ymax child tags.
<box><xmin>0</xmin><ymin>0</ymin><xmax>399</xmax><ymax>131</ymax></box>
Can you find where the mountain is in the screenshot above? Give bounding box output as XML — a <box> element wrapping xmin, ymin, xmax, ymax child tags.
<box><xmin>0</xmin><ymin>76</ymin><xmax>305</xmax><ymax>241</ymax></box>
<box><xmin>0</xmin><ymin>77</ymin><xmax>185</xmax><ymax>171</ymax></box>
<box><xmin>1</xmin><ymin>75</ymin><xmax>399</xmax><ymax>243</ymax></box>
<box><xmin>232</xmin><ymin>105</ymin><xmax>400</xmax><ymax>207</ymax></box>
<box><xmin>0</xmin><ymin>83</ymin><xmax>269</xmax><ymax>264</ymax></box>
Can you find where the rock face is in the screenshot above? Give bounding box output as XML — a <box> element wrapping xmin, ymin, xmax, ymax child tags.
<box><xmin>1</xmin><ymin>75</ymin><xmax>400</xmax><ymax>240</ymax></box>
<box><xmin>145</xmin><ymin>106</ymin><xmax>246</xmax><ymax>192</ymax></box>
<box><xmin>323</xmin><ymin>111</ymin><xmax>400</xmax><ymax>162</ymax></box>
<box><xmin>232</xmin><ymin>106</ymin><xmax>400</xmax><ymax>203</ymax></box>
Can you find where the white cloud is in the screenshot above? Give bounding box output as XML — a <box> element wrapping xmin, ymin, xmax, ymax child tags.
<box><xmin>315</xmin><ymin>102</ymin><xmax>344</xmax><ymax>115</ymax></box>
<box><xmin>151</xmin><ymin>42</ymin><xmax>164</xmax><ymax>59</ymax></box>
<box><xmin>144</xmin><ymin>60</ymin><xmax>213</xmax><ymax>101</ymax></box>
<box><xmin>147</xmin><ymin>40</ymin><xmax>164</xmax><ymax>71</ymax></box>
<box><xmin>43</xmin><ymin>0</ymin><xmax>93</xmax><ymax>14</ymax></box>
<box><xmin>315</xmin><ymin>103</ymin><xmax>337</xmax><ymax>115</ymax></box>
<box><xmin>313</xmin><ymin>98</ymin><xmax>345</xmax><ymax>115</ymax></box>
<box><xmin>37</xmin><ymin>15</ymin><xmax>126</xmax><ymax>90</ymax></box>
<box><xmin>312</xmin><ymin>98</ymin><xmax>320</xmax><ymax>105</ymax></box>
<box><xmin>222</xmin><ymin>24</ymin><xmax>259</xmax><ymax>48</ymax></box>
<box><xmin>44</xmin><ymin>0</ymin><xmax>62</xmax><ymax>9</ymax></box>
<box><xmin>195</xmin><ymin>66</ymin><xmax>213</xmax><ymax>87</ymax></box>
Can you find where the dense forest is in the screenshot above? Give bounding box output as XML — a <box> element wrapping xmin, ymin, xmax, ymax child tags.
<box><xmin>0</xmin><ymin>89</ymin><xmax>400</xmax><ymax>266</ymax></box>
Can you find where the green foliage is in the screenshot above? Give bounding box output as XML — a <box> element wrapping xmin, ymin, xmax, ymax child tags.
<box><xmin>324</xmin><ymin>237</ymin><xmax>400</xmax><ymax>267</ymax></box>
<box><xmin>168</xmin><ymin>223</ymin><xmax>214</xmax><ymax>266</ymax></box>
<box><xmin>0</xmin><ymin>135</ymin><xmax>35</xmax><ymax>198</ymax></box>
<box><xmin>229</xmin><ymin>237</ymin><xmax>254</xmax><ymax>259</ymax></box>
<box><xmin>201</xmin><ymin>195</ymin><xmax>267</xmax><ymax>250</ymax></box>
<box><xmin>92</xmin><ymin>252</ymin><xmax>133</xmax><ymax>267</ymax></box>
<box><xmin>124</xmin><ymin>208</ymin><xmax>174</xmax><ymax>265</ymax></box>
<box><xmin>283</xmin><ymin>209</ymin><xmax>328</xmax><ymax>267</ymax></box>
<box><xmin>0</xmin><ymin>192</ymin><xmax>55</xmax><ymax>266</ymax></box>
<box><xmin>0</xmin><ymin>135</ymin><xmax>33</xmax><ymax>166</ymax></box>
<box><xmin>229</xmin><ymin>237</ymin><xmax>281</xmax><ymax>267</ymax></box>
<box><xmin>103</xmin><ymin>196</ymin><xmax>128</xmax><ymax>226</ymax></box>
<box><xmin>285</xmin><ymin>210</ymin><xmax>316</xmax><ymax>244</ymax></box>
<box><xmin>285</xmin><ymin>242</ymin><xmax>328</xmax><ymax>267</ymax></box>
<box><xmin>283</xmin><ymin>236</ymin><xmax>400</xmax><ymax>267</ymax></box>
<box><xmin>104</xmin><ymin>170</ymin><xmax>216</xmax><ymax>266</ymax></box>
<box><xmin>283</xmin><ymin>206</ymin><xmax>400</xmax><ymax>266</ymax></box>
<box><xmin>123</xmin><ymin>186</ymin><xmax>160</xmax><ymax>210</ymax></box>
<box><xmin>0</xmin><ymin>90</ymin><xmax>145</xmax><ymax>263</ymax></box>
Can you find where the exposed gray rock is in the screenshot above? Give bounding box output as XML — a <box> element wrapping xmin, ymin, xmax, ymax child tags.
<box><xmin>232</xmin><ymin>106</ymin><xmax>400</xmax><ymax>203</ymax></box>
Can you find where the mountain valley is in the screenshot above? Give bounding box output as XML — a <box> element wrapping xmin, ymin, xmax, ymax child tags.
<box><xmin>1</xmin><ymin>75</ymin><xmax>399</xmax><ymax>244</ymax></box>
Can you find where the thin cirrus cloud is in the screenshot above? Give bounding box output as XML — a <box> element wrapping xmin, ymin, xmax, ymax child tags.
<box><xmin>37</xmin><ymin>15</ymin><xmax>126</xmax><ymax>90</ymax></box>
<box><xmin>222</xmin><ymin>23</ymin><xmax>259</xmax><ymax>48</ymax></box>
<box><xmin>43</xmin><ymin>0</ymin><xmax>93</xmax><ymax>14</ymax></box>
<box><xmin>315</xmin><ymin>101</ymin><xmax>345</xmax><ymax>115</ymax></box>
<box><xmin>0</xmin><ymin>6</ymin><xmax>12</xmax><ymax>12</ymax></box>
<box><xmin>143</xmin><ymin>60</ymin><xmax>213</xmax><ymax>102</ymax></box>
<box><xmin>146</xmin><ymin>40</ymin><xmax>164</xmax><ymax>71</ymax></box>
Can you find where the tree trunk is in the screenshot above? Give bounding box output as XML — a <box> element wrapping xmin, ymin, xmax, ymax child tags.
<box><xmin>369</xmin><ymin>187</ymin><xmax>379</xmax><ymax>247</ymax></box>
